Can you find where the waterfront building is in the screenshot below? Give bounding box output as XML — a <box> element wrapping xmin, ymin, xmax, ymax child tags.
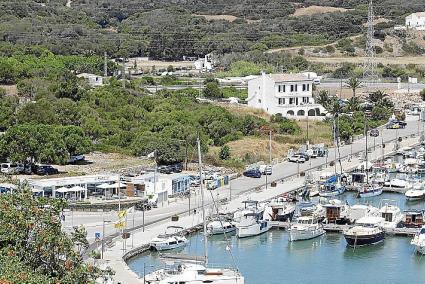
<box><xmin>27</xmin><ymin>174</ymin><xmax>120</xmax><ymax>199</ymax></box>
<box><xmin>246</xmin><ymin>72</ymin><xmax>326</xmax><ymax>119</ymax></box>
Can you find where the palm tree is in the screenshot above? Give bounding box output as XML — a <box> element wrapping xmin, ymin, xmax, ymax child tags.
<box><xmin>315</xmin><ymin>90</ymin><xmax>330</xmax><ymax>109</ymax></box>
<box><xmin>346</xmin><ymin>97</ymin><xmax>361</xmax><ymax>112</ymax></box>
<box><xmin>368</xmin><ymin>90</ymin><xmax>387</xmax><ymax>104</ymax></box>
<box><xmin>345</xmin><ymin>77</ymin><xmax>363</xmax><ymax>98</ymax></box>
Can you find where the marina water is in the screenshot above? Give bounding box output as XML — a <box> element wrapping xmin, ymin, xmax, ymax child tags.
<box><xmin>127</xmin><ymin>192</ymin><xmax>425</xmax><ymax>283</ymax></box>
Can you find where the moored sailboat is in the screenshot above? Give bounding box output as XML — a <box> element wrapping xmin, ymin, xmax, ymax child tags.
<box><xmin>144</xmin><ymin>138</ymin><xmax>244</xmax><ymax>283</ymax></box>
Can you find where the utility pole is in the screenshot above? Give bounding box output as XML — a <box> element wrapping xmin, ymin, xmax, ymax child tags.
<box><xmin>122</xmin><ymin>58</ymin><xmax>126</xmax><ymax>89</ymax></box>
<box><xmin>269</xmin><ymin>130</ymin><xmax>272</xmax><ymax>165</ymax></box>
<box><xmin>104</xmin><ymin>52</ymin><xmax>108</xmax><ymax>77</ymax></box>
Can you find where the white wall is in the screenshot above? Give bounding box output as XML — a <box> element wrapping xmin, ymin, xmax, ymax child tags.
<box><xmin>247</xmin><ymin>73</ymin><xmax>325</xmax><ymax>119</ymax></box>
<box><xmin>406</xmin><ymin>14</ymin><xmax>425</xmax><ymax>29</ymax></box>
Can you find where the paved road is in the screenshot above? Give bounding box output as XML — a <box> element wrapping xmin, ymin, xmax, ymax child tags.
<box><xmin>70</xmin><ymin>116</ymin><xmax>424</xmax><ymax>246</ymax></box>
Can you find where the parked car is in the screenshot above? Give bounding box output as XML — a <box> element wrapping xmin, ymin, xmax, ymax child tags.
<box><xmin>169</xmin><ymin>163</ymin><xmax>183</xmax><ymax>173</ymax></box>
<box><xmin>243</xmin><ymin>169</ymin><xmax>262</xmax><ymax>178</ymax></box>
<box><xmin>288</xmin><ymin>155</ymin><xmax>306</xmax><ymax>163</ymax></box>
<box><xmin>158</xmin><ymin>165</ymin><xmax>173</xmax><ymax>174</ymax></box>
<box><xmin>299</xmin><ymin>153</ymin><xmax>310</xmax><ymax>161</ymax></box>
<box><xmin>68</xmin><ymin>154</ymin><xmax>85</xmax><ymax>164</ymax></box>
<box><xmin>259</xmin><ymin>165</ymin><xmax>272</xmax><ymax>175</ymax></box>
<box><xmin>0</xmin><ymin>163</ymin><xmax>23</xmax><ymax>175</ymax></box>
<box><xmin>35</xmin><ymin>165</ymin><xmax>59</xmax><ymax>175</ymax></box>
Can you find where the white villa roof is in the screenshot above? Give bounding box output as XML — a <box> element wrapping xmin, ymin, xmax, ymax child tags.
<box><xmin>408</xmin><ymin>12</ymin><xmax>425</xmax><ymax>18</ymax></box>
<box><xmin>269</xmin><ymin>73</ymin><xmax>311</xmax><ymax>82</ymax></box>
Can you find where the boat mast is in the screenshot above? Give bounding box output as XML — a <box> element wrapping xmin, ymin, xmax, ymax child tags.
<box><xmin>197</xmin><ymin>137</ymin><xmax>208</xmax><ymax>266</ymax></box>
<box><xmin>333</xmin><ymin>118</ymin><xmax>337</xmax><ymax>177</ymax></box>
<box><xmin>365</xmin><ymin>114</ymin><xmax>369</xmax><ymax>184</ymax></box>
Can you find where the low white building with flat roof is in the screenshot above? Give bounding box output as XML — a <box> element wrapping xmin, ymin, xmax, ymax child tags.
<box><xmin>247</xmin><ymin>72</ymin><xmax>326</xmax><ymax>119</ymax></box>
<box><xmin>406</xmin><ymin>12</ymin><xmax>425</xmax><ymax>30</ymax></box>
<box><xmin>26</xmin><ymin>174</ymin><xmax>120</xmax><ymax>199</ymax></box>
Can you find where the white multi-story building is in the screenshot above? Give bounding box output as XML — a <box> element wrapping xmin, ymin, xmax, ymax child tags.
<box><xmin>247</xmin><ymin>72</ymin><xmax>326</xmax><ymax>119</ymax></box>
<box><xmin>406</xmin><ymin>12</ymin><xmax>425</xmax><ymax>30</ymax></box>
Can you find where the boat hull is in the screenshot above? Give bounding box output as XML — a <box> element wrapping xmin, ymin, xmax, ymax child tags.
<box><xmin>208</xmin><ymin>227</ymin><xmax>236</xmax><ymax>235</ymax></box>
<box><xmin>236</xmin><ymin>222</ymin><xmax>270</xmax><ymax>238</ymax></box>
<box><xmin>319</xmin><ymin>187</ymin><xmax>345</xmax><ymax>197</ymax></box>
<box><xmin>344</xmin><ymin>231</ymin><xmax>385</xmax><ymax>247</ymax></box>
<box><xmin>359</xmin><ymin>188</ymin><xmax>383</xmax><ymax>198</ymax></box>
<box><xmin>150</xmin><ymin>241</ymin><xmax>187</xmax><ymax>251</ymax></box>
<box><xmin>290</xmin><ymin>228</ymin><xmax>325</xmax><ymax>241</ymax></box>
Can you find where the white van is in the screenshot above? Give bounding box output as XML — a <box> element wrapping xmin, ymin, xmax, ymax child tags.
<box><xmin>259</xmin><ymin>165</ymin><xmax>272</xmax><ymax>175</ymax></box>
<box><xmin>1</xmin><ymin>163</ymin><xmax>23</xmax><ymax>175</ymax></box>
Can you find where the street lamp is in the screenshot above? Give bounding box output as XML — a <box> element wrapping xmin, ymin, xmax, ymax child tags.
<box><xmin>101</xmin><ymin>217</ymin><xmax>112</xmax><ymax>259</ymax></box>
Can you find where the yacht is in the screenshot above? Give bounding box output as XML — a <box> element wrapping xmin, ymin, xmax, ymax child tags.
<box><xmin>207</xmin><ymin>220</ymin><xmax>236</xmax><ymax>235</ymax></box>
<box><xmin>266</xmin><ymin>197</ymin><xmax>296</xmax><ymax>222</ymax></box>
<box><xmin>358</xmin><ymin>183</ymin><xmax>383</xmax><ymax>198</ymax></box>
<box><xmin>149</xmin><ymin>226</ymin><xmax>188</xmax><ymax>251</ymax></box>
<box><xmin>322</xmin><ymin>199</ymin><xmax>351</xmax><ymax>225</ymax></box>
<box><xmin>289</xmin><ymin>216</ymin><xmax>325</xmax><ymax>241</ymax></box>
<box><xmin>379</xmin><ymin>200</ymin><xmax>404</xmax><ymax>230</ymax></box>
<box><xmin>405</xmin><ymin>182</ymin><xmax>425</xmax><ymax>201</ymax></box>
<box><xmin>144</xmin><ymin>138</ymin><xmax>244</xmax><ymax>283</ymax></box>
<box><xmin>236</xmin><ymin>203</ymin><xmax>270</xmax><ymax>238</ymax></box>
<box><xmin>319</xmin><ymin>182</ymin><xmax>345</xmax><ymax>197</ymax></box>
<box><xmin>411</xmin><ymin>225</ymin><xmax>425</xmax><ymax>254</ymax></box>
<box><xmin>343</xmin><ymin>216</ymin><xmax>385</xmax><ymax>247</ymax></box>
<box><xmin>384</xmin><ymin>178</ymin><xmax>408</xmax><ymax>189</ymax></box>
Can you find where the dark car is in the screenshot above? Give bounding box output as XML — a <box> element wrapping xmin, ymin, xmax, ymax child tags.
<box><xmin>36</xmin><ymin>165</ymin><xmax>59</xmax><ymax>175</ymax></box>
<box><xmin>158</xmin><ymin>165</ymin><xmax>173</xmax><ymax>174</ymax></box>
<box><xmin>170</xmin><ymin>163</ymin><xmax>183</xmax><ymax>173</ymax></box>
<box><xmin>299</xmin><ymin>153</ymin><xmax>310</xmax><ymax>161</ymax></box>
<box><xmin>243</xmin><ymin>169</ymin><xmax>262</xmax><ymax>178</ymax></box>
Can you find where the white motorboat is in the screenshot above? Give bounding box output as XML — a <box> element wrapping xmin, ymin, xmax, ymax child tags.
<box><xmin>405</xmin><ymin>189</ymin><xmax>425</xmax><ymax>201</ymax></box>
<box><xmin>411</xmin><ymin>226</ymin><xmax>425</xmax><ymax>254</ymax></box>
<box><xmin>384</xmin><ymin>178</ymin><xmax>408</xmax><ymax>188</ymax></box>
<box><xmin>266</xmin><ymin>197</ymin><xmax>296</xmax><ymax>222</ymax></box>
<box><xmin>405</xmin><ymin>184</ymin><xmax>425</xmax><ymax>201</ymax></box>
<box><xmin>358</xmin><ymin>183</ymin><xmax>383</xmax><ymax>198</ymax></box>
<box><xmin>145</xmin><ymin>139</ymin><xmax>244</xmax><ymax>283</ymax></box>
<box><xmin>343</xmin><ymin>216</ymin><xmax>385</xmax><ymax>247</ymax></box>
<box><xmin>150</xmin><ymin>226</ymin><xmax>188</xmax><ymax>251</ymax></box>
<box><xmin>207</xmin><ymin>220</ymin><xmax>236</xmax><ymax>235</ymax></box>
<box><xmin>379</xmin><ymin>200</ymin><xmax>404</xmax><ymax>230</ymax></box>
<box><xmin>144</xmin><ymin>263</ymin><xmax>245</xmax><ymax>284</ymax></box>
<box><xmin>236</xmin><ymin>201</ymin><xmax>270</xmax><ymax>238</ymax></box>
<box><xmin>289</xmin><ymin>216</ymin><xmax>325</xmax><ymax>241</ymax></box>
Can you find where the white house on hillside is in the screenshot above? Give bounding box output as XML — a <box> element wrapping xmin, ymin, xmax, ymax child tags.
<box><xmin>76</xmin><ymin>73</ymin><xmax>104</xmax><ymax>87</ymax></box>
<box><xmin>406</xmin><ymin>12</ymin><xmax>425</xmax><ymax>30</ymax></box>
<box><xmin>247</xmin><ymin>72</ymin><xmax>326</xmax><ymax>119</ymax></box>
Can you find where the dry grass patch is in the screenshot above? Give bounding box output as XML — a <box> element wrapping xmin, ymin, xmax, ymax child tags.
<box><xmin>216</xmin><ymin>103</ymin><xmax>271</xmax><ymax>121</ymax></box>
<box><xmin>195</xmin><ymin>14</ymin><xmax>238</xmax><ymax>22</ymax></box>
<box><xmin>293</xmin><ymin>5</ymin><xmax>349</xmax><ymax>17</ymax></box>
<box><xmin>226</xmin><ymin>136</ymin><xmax>293</xmax><ymax>162</ymax></box>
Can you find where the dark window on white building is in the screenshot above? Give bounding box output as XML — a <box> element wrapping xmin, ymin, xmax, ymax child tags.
<box><xmin>278</xmin><ymin>98</ymin><xmax>285</xmax><ymax>105</ymax></box>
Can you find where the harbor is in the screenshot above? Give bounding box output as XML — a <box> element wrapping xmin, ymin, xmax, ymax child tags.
<box><xmin>85</xmin><ymin>115</ymin><xmax>425</xmax><ymax>283</ymax></box>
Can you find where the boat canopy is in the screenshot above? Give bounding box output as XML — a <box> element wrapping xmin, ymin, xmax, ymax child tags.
<box><xmin>356</xmin><ymin>216</ymin><xmax>385</xmax><ymax>226</ymax></box>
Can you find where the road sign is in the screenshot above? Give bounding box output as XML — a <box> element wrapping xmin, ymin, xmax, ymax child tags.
<box><xmin>95</xmin><ymin>232</ymin><xmax>101</xmax><ymax>241</ymax></box>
